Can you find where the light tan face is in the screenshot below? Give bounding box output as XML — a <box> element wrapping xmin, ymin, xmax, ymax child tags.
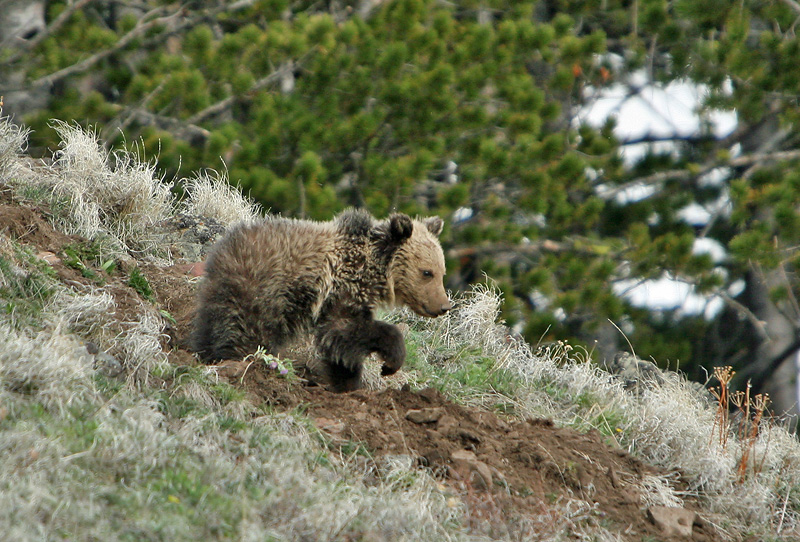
<box><xmin>392</xmin><ymin>218</ymin><xmax>452</xmax><ymax>318</ymax></box>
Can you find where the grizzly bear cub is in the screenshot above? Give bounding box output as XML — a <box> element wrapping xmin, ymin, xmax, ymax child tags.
<box><xmin>190</xmin><ymin>208</ymin><xmax>451</xmax><ymax>391</ymax></box>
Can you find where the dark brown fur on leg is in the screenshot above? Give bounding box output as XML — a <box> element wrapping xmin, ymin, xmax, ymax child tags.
<box><xmin>315</xmin><ymin>311</ymin><xmax>406</xmax><ymax>391</ymax></box>
<box><xmin>323</xmin><ymin>362</ymin><xmax>364</xmax><ymax>393</ymax></box>
<box><xmin>374</xmin><ymin>321</ymin><xmax>406</xmax><ymax>376</ymax></box>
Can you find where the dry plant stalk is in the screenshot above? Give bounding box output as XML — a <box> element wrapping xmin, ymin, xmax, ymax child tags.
<box><xmin>736</xmin><ymin>388</ymin><xmax>770</xmax><ymax>484</ymax></box>
<box><xmin>709</xmin><ymin>366</ymin><xmax>734</xmax><ymax>450</ymax></box>
<box><xmin>710</xmin><ymin>366</ymin><xmax>771</xmax><ymax>484</ymax></box>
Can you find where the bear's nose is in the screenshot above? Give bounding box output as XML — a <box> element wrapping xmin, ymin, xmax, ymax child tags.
<box><xmin>440</xmin><ymin>302</ymin><xmax>453</xmax><ymax>314</ymax></box>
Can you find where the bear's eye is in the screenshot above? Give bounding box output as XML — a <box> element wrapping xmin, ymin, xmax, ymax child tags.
<box><xmin>422</xmin><ymin>270</ymin><xmax>434</xmax><ymax>279</ymax></box>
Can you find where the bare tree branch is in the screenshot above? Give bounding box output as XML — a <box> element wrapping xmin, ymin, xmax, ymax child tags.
<box><xmin>717</xmin><ymin>291</ymin><xmax>771</xmax><ymax>342</ymax></box>
<box><xmin>598</xmin><ymin>148</ymin><xmax>800</xmax><ymax>202</ymax></box>
<box><xmin>780</xmin><ymin>0</ymin><xmax>800</xmax><ymax>16</ymax></box>
<box><xmin>109</xmin><ymin>107</ymin><xmax>211</xmax><ymax>144</ymax></box>
<box><xmin>596</xmin><ymin>169</ymin><xmax>691</xmax><ymax>200</ymax></box>
<box><xmin>1</xmin><ymin>0</ymin><xmax>97</xmax><ymax>58</ymax></box>
<box><xmin>730</xmin><ymin>149</ymin><xmax>800</xmax><ymax>168</ymax></box>
<box><xmin>100</xmin><ymin>78</ymin><xmax>167</xmax><ymax>147</ymax></box>
<box><xmin>186</xmin><ymin>61</ymin><xmax>299</xmax><ymax>125</ymax></box>
<box><xmin>447</xmin><ymin>238</ymin><xmax>614</xmax><ymax>264</ymax></box>
<box><xmin>31</xmin><ymin>5</ymin><xmax>180</xmax><ymax>89</ymax></box>
<box><xmin>28</xmin><ymin>1</ymin><xmax>258</xmax><ymax>90</ymax></box>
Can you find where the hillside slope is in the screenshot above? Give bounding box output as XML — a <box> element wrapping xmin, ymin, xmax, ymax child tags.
<box><xmin>1</xmin><ymin>115</ymin><xmax>799</xmax><ymax>541</ymax></box>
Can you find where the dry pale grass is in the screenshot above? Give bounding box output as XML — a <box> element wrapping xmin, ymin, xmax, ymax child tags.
<box><xmin>45</xmin><ymin>121</ymin><xmax>174</xmax><ymax>255</ymax></box>
<box><xmin>179</xmin><ymin>169</ymin><xmax>262</xmax><ymax>226</ymax></box>
<box><xmin>1</xmin><ymin>119</ymin><xmax>261</xmax><ymax>261</ymax></box>
<box><xmin>0</xmin><ymin>110</ymin><xmax>29</xmax><ymax>176</ymax></box>
<box><xmin>0</xmin><ymin>305</ymin><xmax>463</xmax><ymax>541</ymax></box>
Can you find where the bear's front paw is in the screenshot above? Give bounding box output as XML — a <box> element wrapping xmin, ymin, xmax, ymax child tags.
<box><xmin>377</xmin><ymin>325</ymin><xmax>406</xmax><ymax>375</ymax></box>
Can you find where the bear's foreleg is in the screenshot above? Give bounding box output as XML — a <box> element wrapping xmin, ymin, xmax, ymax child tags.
<box><xmin>315</xmin><ymin>314</ymin><xmax>406</xmax><ymax>392</ymax></box>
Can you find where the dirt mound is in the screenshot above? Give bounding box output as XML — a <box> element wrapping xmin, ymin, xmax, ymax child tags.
<box><xmin>219</xmin><ymin>361</ymin><xmax>712</xmax><ymax>540</ymax></box>
<box><xmin>0</xmin><ymin>190</ymin><xmax>715</xmax><ymax>540</ymax></box>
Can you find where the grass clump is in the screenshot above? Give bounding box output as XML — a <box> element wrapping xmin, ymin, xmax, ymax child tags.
<box><xmin>127</xmin><ymin>267</ymin><xmax>154</xmax><ymax>302</ymax></box>
<box><xmin>179</xmin><ymin>169</ymin><xmax>262</xmax><ymax>226</ymax></box>
<box><xmin>0</xmin><ymin>238</ymin><xmax>58</xmax><ymax>329</ymax></box>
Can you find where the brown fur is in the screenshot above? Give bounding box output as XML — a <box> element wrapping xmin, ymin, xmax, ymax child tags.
<box><xmin>190</xmin><ymin>208</ymin><xmax>450</xmax><ymax>391</ymax></box>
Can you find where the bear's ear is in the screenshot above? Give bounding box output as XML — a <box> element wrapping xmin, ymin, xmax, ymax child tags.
<box><xmin>423</xmin><ymin>216</ymin><xmax>444</xmax><ymax>237</ymax></box>
<box><xmin>388</xmin><ymin>213</ymin><xmax>413</xmax><ymax>242</ymax></box>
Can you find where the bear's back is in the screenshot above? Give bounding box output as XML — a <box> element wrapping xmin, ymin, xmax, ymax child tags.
<box><xmin>203</xmin><ymin>218</ymin><xmax>337</xmax><ymax>313</ymax></box>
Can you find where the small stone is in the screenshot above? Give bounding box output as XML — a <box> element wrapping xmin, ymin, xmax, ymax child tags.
<box><xmin>607</xmin><ymin>466</ymin><xmax>620</xmax><ymax>488</ymax></box>
<box><xmin>405</xmin><ymin>407</ymin><xmax>444</xmax><ymax>424</ymax></box>
<box><xmin>314</xmin><ymin>417</ymin><xmax>345</xmax><ymax>435</ymax></box>
<box><xmin>436</xmin><ymin>414</ymin><xmax>458</xmax><ymax>435</ymax></box>
<box><xmin>457</xmin><ymin>428</ymin><xmax>482</xmax><ymax>444</ymax></box>
<box><xmin>647</xmin><ymin>506</ymin><xmax>696</xmax><ymax>537</ymax></box>
<box><xmin>450</xmin><ymin>449</ymin><xmax>493</xmax><ymax>490</ymax></box>
<box><xmin>37</xmin><ymin>251</ymin><xmax>59</xmax><ymax>265</ymax></box>
<box><xmin>418</xmin><ymin>387</ymin><xmax>441</xmax><ymax>403</ymax></box>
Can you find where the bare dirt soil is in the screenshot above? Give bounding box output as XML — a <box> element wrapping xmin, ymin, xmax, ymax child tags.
<box><xmin>0</xmin><ymin>186</ymin><xmax>716</xmax><ymax>541</ymax></box>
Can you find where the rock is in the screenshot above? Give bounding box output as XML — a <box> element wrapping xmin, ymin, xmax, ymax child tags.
<box><xmin>457</xmin><ymin>428</ymin><xmax>482</xmax><ymax>444</ymax></box>
<box><xmin>418</xmin><ymin>387</ymin><xmax>442</xmax><ymax>403</ymax></box>
<box><xmin>605</xmin><ymin>352</ymin><xmax>714</xmax><ymax>403</ymax></box>
<box><xmin>607</xmin><ymin>466</ymin><xmax>620</xmax><ymax>488</ymax></box>
<box><xmin>314</xmin><ymin>417</ymin><xmax>345</xmax><ymax>436</ymax></box>
<box><xmin>647</xmin><ymin>506</ymin><xmax>696</xmax><ymax>537</ymax></box>
<box><xmin>85</xmin><ymin>342</ymin><xmax>124</xmax><ymax>378</ymax></box>
<box><xmin>37</xmin><ymin>250</ymin><xmax>59</xmax><ymax>265</ymax></box>
<box><xmin>405</xmin><ymin>407</ymin><xmax>445</xmax><ymax>424</ymax></box>
<box><xmin>436</xmin><ymin>414</ymin><xmax>458</xmax><ymax>435</ymax></box>
<box><xmin>450</xmin><ymin>449</ymin><xmax>493</xmax><ymax>490</ymax></box>
<box><xmin>604</xmin><ymin>351</ymin><xmax>665</xmax><ymax>392</ymax></box>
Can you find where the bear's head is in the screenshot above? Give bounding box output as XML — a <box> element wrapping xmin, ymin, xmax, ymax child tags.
<box><xmin>386</xmin><ymin>214</ymin><xmax>452</xmax><ymax>318</ymax></box>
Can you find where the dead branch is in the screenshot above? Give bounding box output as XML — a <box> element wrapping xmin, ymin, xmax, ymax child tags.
<box><xmin>28</xmin><ymin>1</ymin><xmax>257</xmax><ymax>90</ymax></box>
<box><xmin>1</xmin><ymin>0</ymin><xmax>97</xmax><ymax>58</ymax></box>
<box><xmin>31</xmin><ymin>5</ymin><xmax>180</xmax><ymax>89</ymax></box>
<box><xmin>186</xmin><ymin>61</ymin><xmax>298</xmax><ymax>125</ymax></box>
<box><xmin>114</xmin><ymin>107</ymin><xmax>211</xmax><ymax>144</ymax></box>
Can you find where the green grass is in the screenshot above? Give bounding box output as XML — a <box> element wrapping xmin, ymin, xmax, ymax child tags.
<box><xmin>127</xmin><ymin>266</ymin><xmax>154</xmax><ymax>302</ymax></box>
<box><xmin>0</xmin><ymin>242</ymin><xmax>58</xmax><ymax>329</ymax></box>
<box><xmin>61</xmin><ymin>240</ymin><xmax>117</xmax><ymax>283</ymax></box>
<box><xmin>402</xmin><ymin>328</ymin><xmax>523</xmax><ymax>415</ymax></box>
